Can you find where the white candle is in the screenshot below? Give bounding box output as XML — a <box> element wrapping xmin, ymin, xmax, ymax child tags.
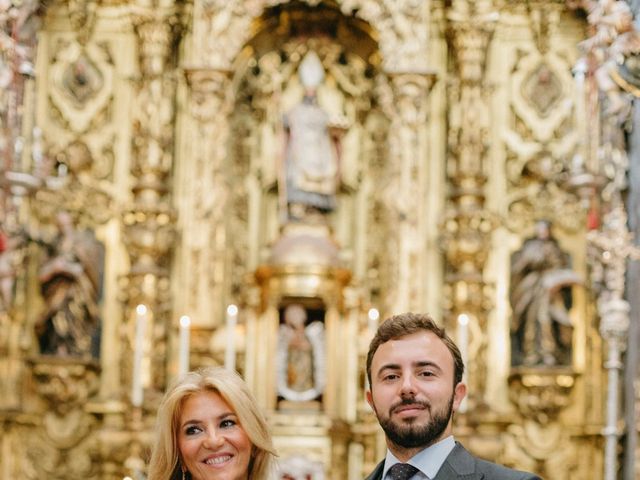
<box><xmin>457</xmin><ymin>313</ymin><xmax>469</xmax><ymax>413</ymax></box>
<box><xmin>131</xmin><ymin>304</ymin><xmax>147</xmax><ymax>407</ymax></box>
<box><xmin>367</xmin><ymin>308</ymin><xmax>379</xmax><ymax>337</ymax></box>
<box><xmin>178</xmin><ymin>315</ymin><xmax>191</xmax><ymax>377</ymax></box>
<box><xmin>225</xmin><ymin>304</ymin><xmax>238</xmax><ymax>371</ymax></box>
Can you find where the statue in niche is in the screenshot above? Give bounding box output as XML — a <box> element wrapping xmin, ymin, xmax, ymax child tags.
<box><xmin>0</xmin><ymin>227</ymin><xmax>25</xmax><ymax>313</ymax></box>
<box><xmin>277</xmin><ymin>304</ymin><xmax>325</xmax><ymax>403</ymax></box>
<box><xmin>280</xmin><ymin>50</ymin><xmax>344</xmax><ymax>223</ymax></box>
<box><xmin>510</xmin><ymin>220</ymin><xmax>581</xmax><ymax>367</ymax></box>
<box><xmin>35</xmin><ymin>211</ymin><xmax>104</xmax><ymax>358</ymax></box>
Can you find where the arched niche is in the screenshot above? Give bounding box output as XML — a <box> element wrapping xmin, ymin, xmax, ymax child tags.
<box><xmin>225</xmin><ymin>2</ymin><xmax>390</xmax><ymax>299</ymax></box>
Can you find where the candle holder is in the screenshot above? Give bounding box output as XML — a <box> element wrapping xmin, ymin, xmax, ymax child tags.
<box><xmin>123</xmin><ymin>405</ymin><xmax>147</xmax><ymax>480</ymax></box>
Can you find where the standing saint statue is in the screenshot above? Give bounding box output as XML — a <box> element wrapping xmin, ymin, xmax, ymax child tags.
<box><xmin>280</xmin><ymin>51</ymin><xmax>343</xmax><ymax>223</ymax></box>
<box><xmin>277</xmin><ymin>303</ymin><xmax>325</xmax><ymax>403</ymax></box>
<box><xmin>35</xmin><ymin>211</ymin><xmax>104</xmax><ymax>358</ymax></box>
<box><xmin>510</xmin><ymin>220</ymin><xmax>581</xmax><ymax>367</ymax></box>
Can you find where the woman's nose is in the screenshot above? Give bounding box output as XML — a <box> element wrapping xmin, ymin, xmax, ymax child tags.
<box><xmin>203</xmin><ymin>430</ymin><xmax>225</xmax><ymax>449</ymax></box>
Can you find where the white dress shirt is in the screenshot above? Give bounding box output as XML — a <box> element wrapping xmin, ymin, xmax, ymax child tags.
<box><xmin>382</xmin><ymin>435</ymin><xmax>456</xmax><ymax>480</ymax></box>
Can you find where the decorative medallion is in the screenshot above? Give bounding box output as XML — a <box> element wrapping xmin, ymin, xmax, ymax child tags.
<box><xmin>48</xmin><ymin>40</ymin><xmax>114</xmax><ymax>133</ymax></box>
<box><xmin>61</xmin><ymin>54</ymin><xmax>104</xmax><ymax>106</ymax></box>
<box><xmin>522</xmin><ymin>63</ymin><xmax>562</xmax><ymax>117</ymax></box>
<box><xmin>510</xmin><ymin>50</ymin><xmax>574</xmax><ymax>143</ymax></box>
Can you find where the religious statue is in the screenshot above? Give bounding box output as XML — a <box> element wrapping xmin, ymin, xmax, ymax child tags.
<box><xmin>35</xmin><ymin>211</ymin><xmax>104</xmax><ymax>358</ymax></box>
<box><xmin>280</xmin><ymin>50</ymin><xmax>344</xmax><ymax>223</ymax></box>
<box><xmin>0</xmin><ymin>228</ymin><xmax>24</xmax><ymax>313</ymax></box>
<box><xmin>277</xmin><ymin>303</ymin><xmax>325</xmax><ymax>403</ymax></box>
<box><xmin>510</xmin><ymin>220</ymin><xmax>581</xmax><ymax>367</ymax></box>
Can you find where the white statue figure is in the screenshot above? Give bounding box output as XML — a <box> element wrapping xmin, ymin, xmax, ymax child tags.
<box><xmin>281</xmin><ymin>51</ymin><xmax>343</xmax><ymax>222</ymax></box>
<box><xmin>277</xmin><ymin>304</ymin><xmax>325</xmax><ymax>402</ymax></box>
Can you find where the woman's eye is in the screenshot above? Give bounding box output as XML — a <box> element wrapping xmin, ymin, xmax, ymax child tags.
<box><xmin>220</xmin><ymin>419</ymin><xmax>237</xmax><ymax>429</ymax></box>
<box><xmin>185</xmin><ymin>425</ymin><xmax>202</xmax><ymax>435</ymax></box>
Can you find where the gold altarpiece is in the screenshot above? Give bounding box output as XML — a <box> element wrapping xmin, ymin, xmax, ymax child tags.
<box><xmin>1</xmin><ymin>0</ymin><xmax>633</xmax><ymax>479</ymax></box>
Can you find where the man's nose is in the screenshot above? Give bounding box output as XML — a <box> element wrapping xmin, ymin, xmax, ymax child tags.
<box><xmin>399</xmin><ymin>374</ymin><xmax>417</xmax><ymax>395</ymax></box>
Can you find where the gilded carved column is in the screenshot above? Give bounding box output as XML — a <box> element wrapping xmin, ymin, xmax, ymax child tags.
<box><xmin>382</xmin><ymin>72</ymin><xmax>434</xmax><ymax>314</ymax></box>
<box><xmin>442</xmin><ymin>1</ymin><xmax>497</xmax><ymax>408</ymax></box>
<box><xmin>121</xmin><ymin>6</ymin><xmax>179</xmax><ymax>399</ymax></box>
<box><xmin>180</xmin><ymin>67</ymin><xmax>234</xmax><ymax>344</ymax></box>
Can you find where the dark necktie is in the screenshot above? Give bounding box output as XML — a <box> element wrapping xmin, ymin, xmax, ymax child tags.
<box><xmin>387</xmin><ymin>463</ymin><xmax>420</xmax><ymax>480</ymax></box>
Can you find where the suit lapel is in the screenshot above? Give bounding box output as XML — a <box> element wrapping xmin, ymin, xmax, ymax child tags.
<box><xmin>364</xmin><ymin>460</ymin><xmax>385</xmax><ymax>480</ymax></box>
<box><xmin>433</xmin><ymin>443</ymin><xmax>484</xmax><ymax>480</ymax></box>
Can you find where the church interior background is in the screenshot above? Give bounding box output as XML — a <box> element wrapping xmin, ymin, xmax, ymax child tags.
<box><xmin>2</xmin><ymin>0</ymin><xmax>640</xmax><ymax>478</ymax></box>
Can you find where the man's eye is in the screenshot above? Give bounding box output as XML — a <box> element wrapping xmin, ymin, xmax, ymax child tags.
<box><xmin>185</xmin><ymin>425</ymin><xmax>202</xmax><ymax>436</ymax></box>
<box><xmin>220</xmin><ymin>419</ymin><xmax>237</xmax><ymax>429</ymax></box>
<box><xmin>419</xmin><ymin>371</ymin><xmax>434</xmax><ymax>377</ymax></box>
<box><xmin>382</xmin><ymin>374</ymin><xmax>399</xmax><ymax>381</ymax></box>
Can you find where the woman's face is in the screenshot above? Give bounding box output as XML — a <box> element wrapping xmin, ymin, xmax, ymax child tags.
<box><xmin>177</xmin><ymin>391</ymin><xmax>253</xmax><ymax>480</ymax></box>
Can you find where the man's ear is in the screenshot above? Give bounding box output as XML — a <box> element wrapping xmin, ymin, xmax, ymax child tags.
<box><xmin>452</xmin><ymin>382</ymin><xmax>467</xmax><ymax>412</ymax></box>
<box><xmin>366</xmin><ymin>388</ymin><xmax>374</xmax><ymax>411</ymax></box>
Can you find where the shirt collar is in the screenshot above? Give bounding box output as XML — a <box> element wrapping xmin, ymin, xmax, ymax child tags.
<box><xmin>382</xmin><ymin>435</ymin><xmax>456</xmax><ymax>479</ymax></box>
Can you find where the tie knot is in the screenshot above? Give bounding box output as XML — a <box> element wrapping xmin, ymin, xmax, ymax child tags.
<box><xmin>388</xmin><ymin>463</ymin><xmax>419</xmax><ymax>480</ymax></box>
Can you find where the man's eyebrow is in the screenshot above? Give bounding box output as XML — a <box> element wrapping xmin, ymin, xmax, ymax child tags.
<box><xmin>376</xmin><ymin>363</ymin><xmax>402</xmax><ymax>377</ymax></box>
<box><xmin>414</xmin><ymin>360</ymin><xmax>442</xmax><ymax>371</ymax></box>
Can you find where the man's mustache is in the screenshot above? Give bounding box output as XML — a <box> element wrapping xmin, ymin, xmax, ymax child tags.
<box><xmin>389</xmin><ymin>397</ymin><xmax>431</xmax><ymax>415</ymax></box>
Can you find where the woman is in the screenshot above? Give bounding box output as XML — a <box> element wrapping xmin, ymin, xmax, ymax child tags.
<box><xmin>148</xmin><ymin>366</ymin><xmax>277</xmax><ymax>479</ymax></box>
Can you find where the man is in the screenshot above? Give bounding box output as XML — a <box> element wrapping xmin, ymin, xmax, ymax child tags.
<box><xmin>365</xmin><ymin>313</ymin><xmax>541</xmax><ymax>480</ymax></box>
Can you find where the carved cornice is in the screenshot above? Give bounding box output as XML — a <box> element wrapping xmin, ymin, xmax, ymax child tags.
<box><xmin>188</xmin><ymin>0</ymin><xmax>430</xmax><ymax>73</ymax></box>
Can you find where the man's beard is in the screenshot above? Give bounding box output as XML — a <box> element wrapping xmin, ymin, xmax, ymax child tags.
<box><xmin>375</xmin><ymin>394</ymin><xmax>454</xmax><ymax>449</ymax></box>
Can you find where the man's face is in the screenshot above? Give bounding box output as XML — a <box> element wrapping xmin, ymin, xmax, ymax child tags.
<box><xmin>366</xmin><ymin>331</ymin><xmax>466</xmax><ymax>458</ymax></box>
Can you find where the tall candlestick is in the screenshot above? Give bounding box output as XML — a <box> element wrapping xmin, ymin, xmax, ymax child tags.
<box><xmin>457</xmin><ymin>313</ymin><xmax>469</xmax><ymax>413</ymax></box>
<box><xmin>178</xmin><ymin>315</ymin><xmax>191</xmax><ymax>377</ymax></box>
<box><xmin>367</xmin><ymin>308</ymin><xmax>380</xmax><ymax>337</ymax></box>
<box><xmin>131</xmin><ymin>304</ymin><xmax>147</xmax><ymax>407</ymax></box>
<box><xmin>364</xmin><ymin>308</ymin><xmax>380</xmax><ymax>408</ymax></box>
<box><xmin>225</xmin><ymin>304</ymin><xmax>238</xmax><ymax>371</ymax></box>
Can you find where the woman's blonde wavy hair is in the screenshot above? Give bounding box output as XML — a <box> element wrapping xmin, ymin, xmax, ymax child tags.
<box><xmin>147</xmin><ymin>366</ymin><xmax>277</xmax><ymax>479</ymax></box>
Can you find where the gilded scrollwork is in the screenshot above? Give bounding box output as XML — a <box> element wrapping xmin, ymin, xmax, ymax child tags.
<box><xmin>497</xmin><ymin>2</ymin><xmax>586</xmax><ymax>235</ymax></box>
<box><xmin>503</xmin><ymin>368</ymin><xmax>580</xmax><ymax>477</ymax></box>
<box><xmin>340</xmin><ymin>0</ymin><xmax>431</xmax><ymax>73</ymax></box>
<box><xmin>26</xmin><ymin>358</ymin><xmax>101</xmax><ymax>479</ymax></box>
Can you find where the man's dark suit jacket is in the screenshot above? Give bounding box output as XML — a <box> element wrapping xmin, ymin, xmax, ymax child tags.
<box><xmin>364</xmin><ymin>443</ymin><xmax>542</xmax><ymax>480</ymax></box>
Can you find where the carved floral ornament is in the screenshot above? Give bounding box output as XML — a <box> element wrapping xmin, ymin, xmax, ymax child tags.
<box><xmin>30</xmin><ymin>358</ymin><xmax>100</xmax><ymax>414</ymax></box>
<box><xmin>508</xmin><ymin>369</ymin><xmax>576</xmax><ymax>423</ymax></box>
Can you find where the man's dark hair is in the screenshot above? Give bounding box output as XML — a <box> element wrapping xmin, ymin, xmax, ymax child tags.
<box><xmin>366</xmin><ymin>312</ymin><xmax>464</xmax><ymax>388</ymax></box>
